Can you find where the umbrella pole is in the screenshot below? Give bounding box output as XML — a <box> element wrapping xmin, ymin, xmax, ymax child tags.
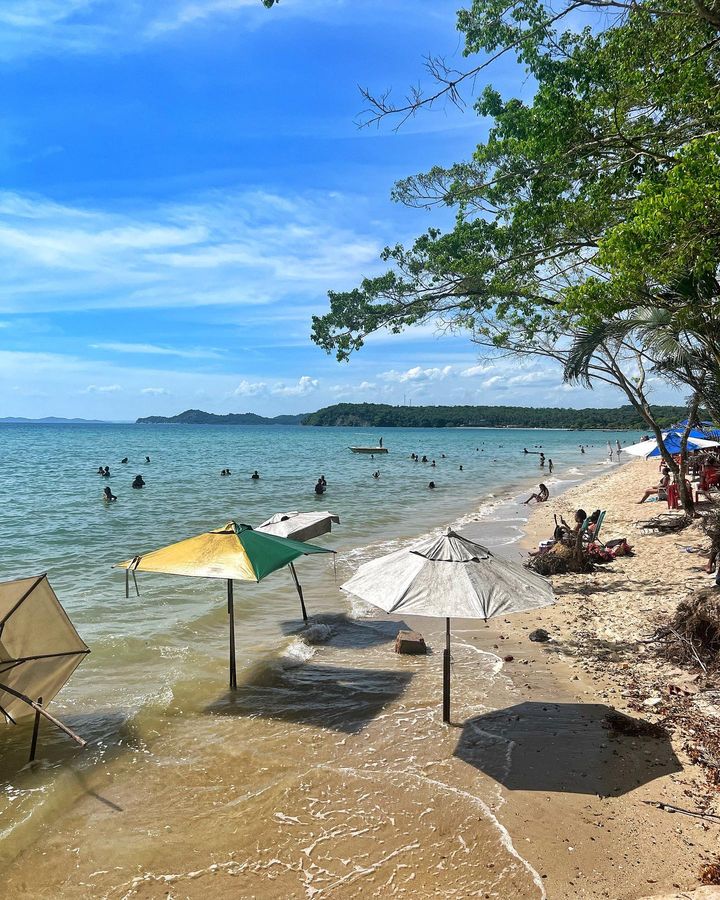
<box><xmin>0</xmin><ymin>683</ymin><xmax>86</xmax><ymax>749</ymax></box>
<box><xmin>442</xmin><ymin>617</ymin><xmax>451</xmax><ymax>724</ymax></box>
<box><xmin>289</xmin><ymin>562</ymin><xmax>308</xmax><ymax>621</ymax></box>
<box><xmin>29</xmin><ymin>696</ymin><xmax>42</xmax><ymax>762</ymax></box>
<box><xmin>227</xmin><ymin>579</ymin><xmax>237</xmax><ymax>690</ymax></box>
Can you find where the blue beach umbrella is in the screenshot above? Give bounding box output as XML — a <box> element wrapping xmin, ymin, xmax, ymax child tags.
<box><xmin>624</xmin><ymin>431</ymin><xmax>720</xmax><ymax>459</ymax></box>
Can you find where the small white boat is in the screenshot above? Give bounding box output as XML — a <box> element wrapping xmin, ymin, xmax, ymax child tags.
<box><xmin>349</xmin><ymin>446</ymin><xmax>388</xmax><ymax>454</ymax></box>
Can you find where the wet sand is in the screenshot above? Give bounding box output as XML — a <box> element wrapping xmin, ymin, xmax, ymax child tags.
<box><xmin>3</xmin><ymin>459</ymin><xmax>720</xmax><ymax>898</ymax></box>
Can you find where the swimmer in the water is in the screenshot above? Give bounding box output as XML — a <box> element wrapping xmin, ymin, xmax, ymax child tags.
<box><xmin>121</xmin><ymin>457</ymin><xmax>128</xmax><ymax>464</ymax></box>
<box><xmin>97</xmin><ymin>466</ymin><xmax>105</xmax><ymax>474</ymax></box>
<box><xmin>372</xmin><ymin>471</ymin><xmax>380</xmax><ymax>479</ymax></box>
<box><xmin>220</xmin><ymin>469</ymin><xmax>231</xmax><ymax>476</ymax></box>
<box><xmin>314</xmin><ymin>478</ymin><xmax>326</xmax><ymax>495</ymax></box>
<box><xmin>103</xmin><ymin>466</ymin><xmax>111</xmax><ymax>477</ymax></box>
<box><xmin>431</xmin><ymin>460</ymin><xmax>436</xmax><ymax>467</ymax></box>
<box><xmin>132</xmin><ymin>474</ymin><xmax>145</xmax><ymax>489</ymax></box>
<box><xmin>251</xmin><ymin>470</ymin><xmax>260</xmax><ymax>479</ymax></box>
<box><xmin>421</xmin><ymin>455</ymin><xmax>428</xmax><ymax>463</ymax></box>
<box><xmin>103</xmin><ymin>486</ymin><xmax>117</xmax><ymax>502</ymax></box>
<box><xmin>428</xmin><ymin>481</ymin><xmax>436</xmax><ymax>489</ymax></box>
<box><xmin>459</xmin><ymin>464</ymin><xmax>463</xmax><ymax>471</ymax></box>
<box><xmin>145</xmin><ymin>456</ymin><xmax>150</xmax><ymax>463</ymax></box>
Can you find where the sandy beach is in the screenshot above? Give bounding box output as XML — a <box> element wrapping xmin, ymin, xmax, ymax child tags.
<box><xmin>502</xmin><ymin>458</ymin><xmax>720</xmax><ymax>898</ymax></box>
<box><xmin>3</xmin><ymin>457</ymin><xmax>720</xmax><ymax>899</ymax></box>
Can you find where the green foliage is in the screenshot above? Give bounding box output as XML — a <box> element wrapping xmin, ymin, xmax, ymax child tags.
<box><xmin>302</xmin><ymin>402</ymin><xmax>691</xmax><ymax>430</ymax></box>
<box><xmin>311</xmin><ymin>0</ymin><xmax>720</xmax><ymax>423</ymax></box>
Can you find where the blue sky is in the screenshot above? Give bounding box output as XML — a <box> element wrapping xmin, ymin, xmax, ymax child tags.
<box><xmin>0</xmin><ymin>0</ymin><xmax>681</xmax><ymax>419</ymax></box>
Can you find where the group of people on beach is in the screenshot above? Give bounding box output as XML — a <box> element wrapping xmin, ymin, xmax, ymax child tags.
<box><xmin>637</xmin><ymin>450</ymin><xmax>720</xmax><ymax>505</ymax></box>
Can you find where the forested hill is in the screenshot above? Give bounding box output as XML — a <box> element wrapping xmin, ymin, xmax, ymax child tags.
<box><xmin>136</xmin><ymin>409</ymin><xmax>306</xmax><ymax>425</ymax></box>
<box><xmin>301</xmin><ymin>403</ymin><xmax>692</xmax><ymax>430</ymax></box>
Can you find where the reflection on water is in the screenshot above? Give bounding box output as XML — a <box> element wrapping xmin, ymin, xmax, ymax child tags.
<box><xmin>0</xmin><ymin>423</ymin><xmax>636</xmax><ymax>894</ymax></box>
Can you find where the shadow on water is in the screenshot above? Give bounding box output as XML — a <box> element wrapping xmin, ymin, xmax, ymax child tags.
<box><xmin>206</xmin><ymin>661</ymin><xmax>414</xmax><ymax>734</ymax></box>
<box><xmin>279</xmin><ymin>613</ymin><xmax>414</xmax><ymax>650</ymax></box>
<box><xmin>454</xmin><ymin>701</ymin><xmax>681</xmax><ymax>796</ymax></box>
<box><xmin>0</xmin><ymin>709</ymin><xmax>141</xmax><ymax>781</ymax></box>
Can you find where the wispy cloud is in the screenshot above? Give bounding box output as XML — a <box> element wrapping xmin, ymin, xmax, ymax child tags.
<box><xmin>0</xmin><ymin>188</ymin><xmax>383</xmax><ymax>314</ymax></box>
<box><xmin>92</xmin><ymin>342</ymin><xmax>223</xmax><ymax>359</ymax></box>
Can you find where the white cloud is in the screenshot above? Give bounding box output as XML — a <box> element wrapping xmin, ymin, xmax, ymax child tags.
<box><xmin>272</xmin><ymin>375</ymin><xmax>319</xmax><ymax>396</ymax></box>
<box><xmin>83</xmin><ymin>383</ymin><xmax>122</xmax><ymax>393</ymax></box>
<box><xmin>93</xmin><ymin>342</ymin><xmax>222</xmax><ymax>359</ymax></box>
<box><xmin>380</xmin><ymin>365</ymin><xmax>453</xmax><ymax>383</ymax></box>
<box><xmin>232</xmin><ymin>379</ymin><xmax>268</xmax><ymax>396</ymax></box>
<box><xmin>140</xmin><ymin>387</ymin><xmax>171</xmax><ymax>395</ymax></box>
<box><xmin>481</xmin><ymin>375</ymin><xmax>504</xmax><ymax>388</ymax></box>
<box><xmin>0</xmin><ymin>189</ymin><xmax>383</xmax><ymax>314</ymax></box>
<box><xmin>460</xmin><ymin>364</ymin><xmax>490</xmax><ymax>378</ymax></box>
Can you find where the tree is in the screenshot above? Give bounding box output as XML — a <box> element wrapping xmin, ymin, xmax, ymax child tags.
<box><xmin>311</xmin><ymin>0</ymin><xmax>720</xmax><ymax>512</ymax></box>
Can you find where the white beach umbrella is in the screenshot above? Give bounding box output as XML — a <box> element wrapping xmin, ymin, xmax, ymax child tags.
<box><xmin>341</xmin><ymin>528</ymin><xmax>554</xmax><ymax>723</ymax></box>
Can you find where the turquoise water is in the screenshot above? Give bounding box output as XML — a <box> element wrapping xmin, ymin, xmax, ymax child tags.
<box><xmin>0</xmin><ymin>422</ymin><xmax>638</xmax><ymax>883</ymax></box>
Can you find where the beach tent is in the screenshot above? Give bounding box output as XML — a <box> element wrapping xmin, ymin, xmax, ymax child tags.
<box><xmin>256</xmin><ymin>511</ymin><xmax>340</xmax><ymax>619</ymax></box>
<box><xmin>0</xmin><ymin>574</ymin><xmax>89</xmax><ymax>761</ymax></box>
<box><xmin>624</xmin><ymin>431</ymin><xmax>720</xmax><ymax>459</ymax></box>
<box><xmin>256</xmin><ymin>511</ymin><xmax>340</xmax><ymax>543</ymax></box>
<box><xmin>115</xmin><ymin>522</ymin><xmax>333</xmax><ymax>689</ymax></box>
<box><xmin>341</xmin><ymin>528</ymin><xmax>554</xmax><ymax>723</ymax></box>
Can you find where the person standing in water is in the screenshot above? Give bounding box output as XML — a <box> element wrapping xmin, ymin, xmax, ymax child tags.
<box><xmin>251</xmin><ymin>470</ymin><xmax>260</xmax><ymax>479</ymax></box>
<box><xmin>548</xmin><ymin>459</ymin><xmax>554</xmax><ymax>474</ymax></box>
<box><xmin>379</xmin><ymin>436</ymin><xmax>383</xmax><ymax>448</ymax></box>
<box><xmin>132</xmin><ymin>474</ymin><xmax>145</xmax><ymax>489</ymax></box>
<box><xmin>314</xmin><ymin>478</ymin><xmax>326</xmax><ymax>495</ymax></box>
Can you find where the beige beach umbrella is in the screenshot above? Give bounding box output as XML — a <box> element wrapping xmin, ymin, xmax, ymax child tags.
<box><xmin>341</xmin><ymin>528</ymin><xmax>554</xmax><ymax>723</ymax></box>
<box><xmin>0</xmin><ymin>574</ymin><xmax>89</xmax><ymax>760</ymax></box>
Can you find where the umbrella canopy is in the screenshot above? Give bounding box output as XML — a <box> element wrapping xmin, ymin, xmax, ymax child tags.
<box><xmin>116</xmin><ymin>521</ymin><xmax>330</xmax><ymax>582</ymax></box>
<box><xmin>256</xmin><ymin>510</ymin><xmax>340</xmax><ymax>543</ymax></box>
<box><xmin>342</xmin><ymin>528</ymin><xmax>554</xmax><ymax>620</ymax></box>
<box><xmin>115</xmin><ymin>522</ymin><xmax>334</xmax><ymax>689</ymax></box>
<box><xmin>341</xmin><ymin>528</ymin><xmax>554</xmax><ymax>722</ymax></box>
<box><xmin>624</xmin><ymin>431</ymin><xmax>720</xmax><ymax>458</ymax></box>
<box><xmin>0</xmin><ymin>574</ymin><xmax>89</xmax><ymax>759</ymax></box>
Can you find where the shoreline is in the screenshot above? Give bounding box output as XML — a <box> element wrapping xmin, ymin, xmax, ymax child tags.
<box><xmin>478</xmin><ymin>458</ymin><xmax>720</xmax><ymax>899</ymax></box>
<box><xmin>3</xmin><ymin>456</ymin><xmax>718</xmax><ymax>898</ymax></box>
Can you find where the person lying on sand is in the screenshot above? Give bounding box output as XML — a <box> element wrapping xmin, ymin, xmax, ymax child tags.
<box><xmin>637</xmin><ymin>467</ymin><xmax>670</xmax><ymax>503</ymax></box>
<box><xmin>524</xmin><ymin>483</ymin><xmax>549</xmax><ymax>504</ymax></box>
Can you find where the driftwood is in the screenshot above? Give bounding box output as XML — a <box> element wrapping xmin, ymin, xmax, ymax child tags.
<box><xmin>643</xmin><ymin>800</ymin><xmax>720</xmax><ymax>824</ymax></box>
<box><xmin>663</xmin><ymin>588</ymin><xmax>720</xmax><ymax>671</ymax></box>
<box><xmin>640</xmin><ymin>513</ymin><xmax>693</xmax><ymax>534</ymax></box>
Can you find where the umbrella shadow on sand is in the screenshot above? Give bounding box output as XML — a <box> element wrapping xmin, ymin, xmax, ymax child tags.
<box><xmin>278</xmin><ymin>614</ymin><xmax>417</xmax><ymax>651</ymax></box>
<box><xmin>454</xmin><ymin>701</ymin><xmax>681</xmax><ymax>796</ymax></box>
<box><xmin>206</xmin><ymin>660</ymin><xmax>413</xmax><ymax>735</ymax></box>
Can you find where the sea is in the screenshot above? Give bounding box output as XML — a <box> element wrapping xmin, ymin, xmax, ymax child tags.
<box><xmin>0</xmin><ymin>423</ymin><xmax>639</xmax><ymax>897</ymax></box>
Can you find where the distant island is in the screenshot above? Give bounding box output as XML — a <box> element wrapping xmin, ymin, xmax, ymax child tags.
<box><xmin>0</xmin><ymin>416</ymin><xmax>113</xmax><ymax>425</ymax></box>
<box><xmin>136</xmin><ymin>409</ymin><xmax>306</xmax><ymax>425</ymax></box>
<box><xmin>137</xmin><ymin>403</ymin><xmax>695</xmax><ymax>430</ymax></box>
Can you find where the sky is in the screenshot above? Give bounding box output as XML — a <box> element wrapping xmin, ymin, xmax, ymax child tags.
<box><xmin>0</xmin><ymin>0</ymin><xmax>682</xmax><ymax>420</ymax></box>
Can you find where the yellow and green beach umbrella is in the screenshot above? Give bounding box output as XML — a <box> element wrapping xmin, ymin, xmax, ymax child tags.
<box><xmin>116</xmin><ymin>522</ymin><xmax>333</xmax><ymax>689</ymax></box>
